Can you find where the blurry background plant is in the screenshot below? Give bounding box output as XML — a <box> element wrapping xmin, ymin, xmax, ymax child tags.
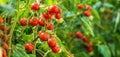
<box><xmin>0</xmin><ymin>0</ymin><xmax>120</xmax><ymax>57</ymax></box>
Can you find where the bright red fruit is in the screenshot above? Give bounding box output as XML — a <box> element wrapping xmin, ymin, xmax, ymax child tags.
<box><xmin>0</xmin><ymin>33</ymin><xmax>2</xmax><ymax>37</ymax></box>
<box><xmin>30</xmin><ymin>17</ymin><xmax>38</xmax><ymax>26</ymax></box>
<box><xmin>48</xmin><ymin>38</ymin><xmax>57</xmax><ymax>48</ymax></box>
<box><xmin>49</xmin><ymin>5</ymin><xmax>60</xmax><ymax>14</ymax></box>
<box><xmin>82</xmin><ymin>36</ymin><xmax>89</xmax><ymax>43</ymax></box>
<box><xmin>47</xmin><ymin>23</ymin><xmax>54</xmax><ymax>30</ymax></box>
<box><xmin>39</xmin><ymin>32</ymin><xmax>49</xmax><ymax>41</ymax></box>
<box><xmin>3</xmin><ymin>35</ymin><xmax>8</xmax><ymax>43</ymax></box>
<box><xmin>55</xmin><ymin>13</ymin><xmax>61</xmax><ymax>19</ymax></box>
<box><xmin>54</xmin><ymin>8</ymin><xmax>60</xmax><ymax>14</ymax></box>
<box><xmin>88</xmin><ymin>42</ymin><xmax>93</xmax><ymax>47</ymax></box>
<box><xmin>0</xmin><ymin>26</ymin><xmax>8</xmax><ymax>31</ymax></box>
<box><xmin>43</xmin><ymin>13</ymin><xmax>52</xmax><ymax>20</ymax></box>
<box><xmin>2</xmin><ymin>49</ymin><xmax>7</xmax><ymax>57</ymax></box>
<box><xmin>78</xmin><ymin>4</ymin><xmax>84</xmax><ymax>9</ymax></box>
<box><xmin>84</xmin><ymin>11</ymin><xmax>91</xmax><ymax>17</ymax></box>
<box><xmin>49</xmin><ymin>5</ymin><xmax>57</xmax><ymax>13</ymax></box>
<box><xmin>0</xmin><ymin>17</ymin><xmax>3</xmax><ymax>24</ymax></box>
<box><xmin>20</xmin><ymin>18</ymin><xmax>28</xmax><ymax>26</ymax></box>
<box><xmin>86</xmin><ymin>47</ymin><xmax>93</xmax><ymax>52</ymax></box>
<box><xmin>25</xmin><ymin>43</ymin><xmax>34</xmax><ymax>52</ymax></box>
<box><xmin>51</xmin><ymin>45</ymin><xmax>60</xmax><ymax>53</ymax></box>
<box><xmin>2</xmin><ymin>42</ymin><xmax>8</xmax><ymax>51</ymax></box>
<box><xmin>31</xmin><ymin>2</ymin><xmax>40</xmax><ymax>10</ymax></box>
<box><xmin>38</xmin><ymin>19</ymin><xmax>45</xmax><ymax>26</ymax></box>
<box><xmin>76</xmin><ymin>32</ymin><xmax>83</xmax><ymax>39</ymax></box>
<box><xmin>86</xmin><ymin>5</ymin><xmax>92</xmax><ymax>10</ymax></box>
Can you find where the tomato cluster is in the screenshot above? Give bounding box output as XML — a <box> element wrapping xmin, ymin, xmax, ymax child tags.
<box><xmin>78</xmin><ymin>4</ymin><xmax>92</xmax><ymax>17</ymax></box>
<box><xmin>38</xmin><ymin>31</ymin><xmax>61</xmax><ymax>53</ymax></box>
<box><xmin>0</xmin><ymin>17</ymin><xmax>8</xmax><ymax>57</ymax></box>
<box><xmin>75</xmin><ymin>32</ymin><xmax>93</xmax><ymax>53</ymax></box>
<box><xmin>19</xmin><ymin>2</ymin><xmax>62</xmax><ymax>53</ymax></box>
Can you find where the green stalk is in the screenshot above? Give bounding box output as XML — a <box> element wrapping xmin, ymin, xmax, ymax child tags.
<box><xmin>43</xmin><ymin>50</ymin><xmax>51</xmax><ymax>57</ymax></box>
<box><xmin>8</xmin><ymin>12</ymin><xmax>19</xmax><ymax>57</ymax></box>
<box><xmin>8</xmin><ymin>0</ymin><xmax>20</xmax><ymax>57</ymax></box>
<box><xmin>33</xmin><ymin>26</ymin><xmax>38</xmax><ymax>57</ymax></box>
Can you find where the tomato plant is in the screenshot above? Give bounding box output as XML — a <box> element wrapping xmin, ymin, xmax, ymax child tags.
<box><xmin>0</xmin><ymin>0</ymin><xmax>120</xmax><ymax>57</ymax></box>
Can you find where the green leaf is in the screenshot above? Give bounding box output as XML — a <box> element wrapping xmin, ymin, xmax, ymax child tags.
<box><xmin>22</xmin><ymin>33</ymin><xmax>34</xmax><ymax>43</ymax></box>
<box><xmin>81</xmin><ymin>17</ymin><xmax>94</xmax><ymax>36</ymax></box>
<box><xmin>98</xmin><ymin>45</ymin><xmax>111</xmax><ymax>57</ymax></box>
<box><xmin>93</xmin><ymin>2</ymin><xmax>101</xmax><ymax>9</ymax></box>
<box><xmin>56</xmin><ymin>36</ymin><xmax>66</xmax><ymax>50</ymax></box>
<box><xmin>55</xmin><ymin>36</ymin><xmax>70</xmax><ymax>56</ymax></box>
<box><xmin>91</xmin><ymin>9</ymin><xmax>101</xmax><ymax>26</ymax></box>
<box><xmin>113</xmin><ymin>12</ymin><xmax>120</xmax><ymax>32</ymax></box>
<box><xmin>104</xmin><ymin>2</ymin><xmax>114</xmax><ymax>8</ymax></box>
<box><xmin>46</xmin><ymin>0</ymin><xmax>53</xmax><ymax>5</ymax></box>
<box><xmin>64</xmin><ymin>11</ymin><xmax>75</xmax><ymax>19</ymax></box>
<box><xmin>0</xmin><ymin>0</ymin><xmax>8</xmax><ymax>4</ymax></box>
<box><xmin>108</xmin><ymin>43</ymin><xmax>115</xmax><ymax>56</ymax></box>
<box><xmin>0</xmin><ymin>4</ymin><xmax>15</xmax><ymax>16</ymax></box>
<box><xmin>12</xmin><ymin>44</ymin><xmax>29</xmax><ymax>57</ymax></box>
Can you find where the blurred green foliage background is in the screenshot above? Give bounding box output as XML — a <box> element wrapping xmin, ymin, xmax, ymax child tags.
<box><xmin>0</xmin><ymin>0</ymin><xmax>120</xmax><ymax>57</ymax></box>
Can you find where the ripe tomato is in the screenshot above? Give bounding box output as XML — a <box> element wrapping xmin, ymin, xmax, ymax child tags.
<box><xmin>19</xmin><ymin>18</ymin><xmax>28</xmax><ymax>26</ymax></box>
<box><xmin>39</xmin><ymin>32</ymin><xmax>49</xmax><ymax>41</ymax></box>
<box><xmin>76</xmin><ymin>32</ymin><xmax>83</xmax><ymax>39</ymax></box>
<box><xmin>48</xmin><ymin>38</ymin><xmax>57</xmax><ymax>48</ymax></box>
<box><xmin>24</xmin><ymin>43</ymin><xmax>34</xmax><ymax>52</ymax></box>
<box><xmin>29</xmin><ymin>17</ymin><xmax>39</xmax><ymax>26</ymax></box>
<box><xmin>31</xmin><ymin>2</ymin><xmax>40</xmax><ymax>10</ymax></box>
<box><xmin>51</xmin><ymin>45</ymin><xmax>60</xmax><ymax>53</ymax></box>
<box><xmin>0</xmin><ymin>17</ymin><xmax>3</xmax><ymax>24</ymax></box>
<box><xmin>47</xmin><ymin>23</ymin><xmax>54</xmax><ymax>30</ymax></box>
<box><xmin>84</xmin><ymin>10</ymin><xmax>91</xmax><ymax>17</ymax></box>
<box><xmin>78</xmin><ymin>4</ymin><xmax>84</xmax><ymax>9</ymax></box>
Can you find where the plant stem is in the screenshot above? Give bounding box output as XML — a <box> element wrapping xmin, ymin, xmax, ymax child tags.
<box><xmin>43</xmin><ymin>50</ymin><xmax>51</xmax><ymax>57</ymax></box>
<box><xmin>8</xmin><ymin>0</ymin><xmax>20</xmax><ymax>57</ymax></box>
<box><xmin>36</xmin><ymin>49</ymin><xmax>44</xmax><ymax>57</ymax></box>
<box><xmin>33</xmin><ymin>26</ymin><xmax>38</xmax><ymax>57</ymax></box>
<box><xmin>32</xmin><ymin>36</ymin><xmax>39</xmax><ymax>43</ymax></box>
